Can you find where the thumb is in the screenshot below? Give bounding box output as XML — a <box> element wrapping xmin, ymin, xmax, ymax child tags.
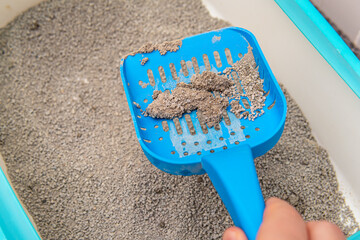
<box><xmin>223</xmin><ymin>226</ymin><xmax>248</xmax><ymax>240</ymax></box>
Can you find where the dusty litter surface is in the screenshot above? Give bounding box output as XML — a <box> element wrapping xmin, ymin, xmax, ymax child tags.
<box><xmin>0</xmin><ymin>0</ymin><xmax>359</xmax><ymax>239</ymax></box>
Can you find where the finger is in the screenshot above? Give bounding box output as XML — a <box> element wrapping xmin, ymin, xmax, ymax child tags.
<box><xmin>257</xmin><ymin>197</ymin><xmax>307</xmax><ymax>240</ymax></box>
<box><xmin>223</xmin><ymin>226</ymin><xmax>248</xmax><ymax>240</ymax></box>
<box><xmin>306</xmin><ymin>221</ymin><xmax>345</xmax><ymax>240</ymax></box>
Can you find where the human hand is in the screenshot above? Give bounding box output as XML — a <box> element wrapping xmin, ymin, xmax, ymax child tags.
<box><xmin>222</xmin><ymin>197</ymin><xmax>345</xmax><ymax>240</ymax></box>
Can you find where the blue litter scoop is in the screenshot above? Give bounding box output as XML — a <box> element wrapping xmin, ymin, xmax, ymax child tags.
<box><xmin>120</xmin><ymin>27</ymin><xmax>287</xmax><ymax>240</ymax></box>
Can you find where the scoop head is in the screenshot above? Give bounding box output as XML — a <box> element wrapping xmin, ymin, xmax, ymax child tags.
<box><xmin>120</xmin><ymin>27</ymin><xmax>287</xmax><ymax>175</ymax></box>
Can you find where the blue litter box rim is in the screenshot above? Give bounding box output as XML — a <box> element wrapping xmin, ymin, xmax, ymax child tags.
<box><xmin>0</xmin><ymin>168</ymin><xmax>41</xmax><ymax>240</ymax></box>
<box><xmin>349</xmin><ymin>231</ymin><xmax>360</xmax><ymax>240</ymax></box>
<box><xmin>275</xmin><ymin>0</ymin><xmax>360</xmax><ymax>99</ymax></box>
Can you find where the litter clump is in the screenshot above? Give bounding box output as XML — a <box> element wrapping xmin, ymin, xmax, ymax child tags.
<box><xmin>145</xmin><ymin>86</ymin><xmax>228</xmax><ymax>128</ymax></box>
<box><xmin>188</xmin><ymin>71</ymin><xmax>233</xmax><ymax>92</ymax></box>
<box><xmin>128</xmin><ymin>39</ymin><xmax>182</xmax><ymax>57</ymax></box>
<box><xmin>197</xmin><ymin>96</ymin><xmax>229</xmax><ymax>128</ymax></box>
<box><xmin>145</xmin><ymin>47</ymin><xmax>266</xmax><ymax>126</ymax></box>
<box><xmin>145</xmin><ymin>86</ymin><xmax>213</xmax><ymax>119</ymax></box>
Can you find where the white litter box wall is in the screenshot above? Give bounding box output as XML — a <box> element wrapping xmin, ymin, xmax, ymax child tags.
<box><xmin>0</xmin><ymin>0</ymin><xmax>44</xmax><ymax>28</ymax></box>
<box><xmin>202</xmin><ymin>0</ymin><xmax>360</xmax><ymax>222</ymax></box>
<box><xmin>311</xmin><ymin>0</ymin><xmax>360</xmax><ymax>48</ymax></box>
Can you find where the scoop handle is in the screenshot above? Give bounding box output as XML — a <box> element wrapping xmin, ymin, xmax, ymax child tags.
<box><xmin>202</xmin><ymin>144</ymin><xmax>264</xmax><ymax>240</ymax></box>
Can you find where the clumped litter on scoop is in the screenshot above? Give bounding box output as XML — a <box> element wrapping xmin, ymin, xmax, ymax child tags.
<box><xmin>145</xmin><ymin>47</ymin><xmax>266</xmax><ymax>126</ymax></box>
<box><xmin>0</xmin><ymin>0</ymin><xmax>358</xmax><ymax>239</ymax></box>
<box><xmin>145</xmin><ymin>71</ymin><xmax>231</xmax><ymax>128</ymax></box>
<box><xmin>145</xmin><ymin>85</ymin><xmax>228</xmax><ymax>128</ymax></box>
<box><xmin>128</xmin><ymin>39</ymin><xmax>182</xmax><ymax>57</ymax></box>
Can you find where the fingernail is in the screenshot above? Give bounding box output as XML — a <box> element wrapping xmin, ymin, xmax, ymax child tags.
<box><xmin>223</xmin><ymin>227</ymin><xmax>247</xmax><ymax>240</ymax></box>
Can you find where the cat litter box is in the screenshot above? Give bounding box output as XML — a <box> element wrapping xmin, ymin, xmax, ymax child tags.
<box><xmin>0</xmin><ymin>0</ymin><xmax>359</xmax><ymax>239</ymax></box>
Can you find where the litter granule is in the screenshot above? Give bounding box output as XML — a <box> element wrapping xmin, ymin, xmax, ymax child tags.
<box><xmin>140</xmin><ymin>57</ymin><xmax>149</xmax><ymax>66</ymax></box>
<box><xmin>0</xmin><ymin>0</ymin><xmax>358</xmax><ymax>239</ymax></box>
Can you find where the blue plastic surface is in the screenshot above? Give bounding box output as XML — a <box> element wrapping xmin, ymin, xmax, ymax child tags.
<box><xmin>349</xmin><ymin>231</ymin><xmax>360</xmax><ymax>240</ymax></box>
<box><xmin>120</xmin><ymin>27</ymin><xmax>287</xmax><ymax>239</ymax></box>
<box><xmin>202</xmin><ymin>145</ymin><xmax>264</xmax><ymax>240</ymax></box>
<box><xmin>275</xmin><ymin>0</ymin><xmax>360</xmax><ymax>98</ymax></box>
<box><xmin>0</xmin><ymin>168</ymin><xmax>41</xmax><ymax>240</ymax></box>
